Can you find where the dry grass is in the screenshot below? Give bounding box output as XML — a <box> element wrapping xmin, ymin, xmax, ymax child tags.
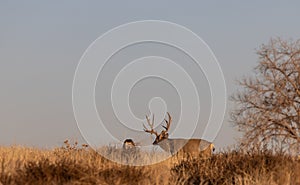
<box><xmin>0</xmin><ymin>143</ymin><xmax>299</xmax><ymax>185</ymax></box>
<box><xmin>171</xmin><ymin>151</ymin><xmax>300</xmax><ymax>185</ymax></box>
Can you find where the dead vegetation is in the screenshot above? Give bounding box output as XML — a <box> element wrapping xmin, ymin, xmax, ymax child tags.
<box><xmin>231</xmin><ymin>38</ymin><xmax>300</xmax><ymax>152</ymax></box>
<box><xmin>0</xmin><ymin>143</ymin><xmax>299</xmax><ymax>185</ymax></box>
<box><xmin>171</xmin><ymin>150</ymin><xmax>300</xmax><ymax>185</ymax></box>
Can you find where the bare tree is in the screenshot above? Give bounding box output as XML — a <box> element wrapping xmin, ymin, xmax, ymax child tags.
<box><xmin>231</xmin><ymin>38</ymin><xmax>300</xmax><ymax>154</ymax></box>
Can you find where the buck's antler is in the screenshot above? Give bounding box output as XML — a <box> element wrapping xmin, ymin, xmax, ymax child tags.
<box><xmin>162</xmin><ymin>112</ymin><xmax>171</xmax><ymax>132</ymax></box>
<box><xmin>143</xmin><ymin>114</ymin><xmax>159</xmax><ymax>136</ymax></box>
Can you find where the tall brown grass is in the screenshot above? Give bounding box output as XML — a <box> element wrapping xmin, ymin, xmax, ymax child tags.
<box><xmin>171</xmin><ymin>151</ymin><xmax>300</xmax><ymax>185</ymax></box>
<box><xmin>0</xmin><ymin>143</ymin><xmax>299</xmax><ymax>185</ymax></box>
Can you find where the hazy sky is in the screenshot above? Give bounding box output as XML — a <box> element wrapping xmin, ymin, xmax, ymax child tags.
<box><xmin>1</xmin><ymin>1</ymin><xmax>300</xmax><ymax>149</ymax></box>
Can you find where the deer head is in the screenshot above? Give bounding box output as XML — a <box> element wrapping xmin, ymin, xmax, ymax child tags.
<box><xmin>123</xmin><ymin>139</ymin><xmax>136</xmax><ymax>150</ymax></box>
<box><xmin>143</xmin><ymin>112</ymin><xmax>171</xmax><ymax>145</ymax></box>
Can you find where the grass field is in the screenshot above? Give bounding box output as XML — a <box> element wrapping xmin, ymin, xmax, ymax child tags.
<box><xmin>0</xmin><ymin>143</ymin><xmax>299</xmax><ymax>185</ymax></box>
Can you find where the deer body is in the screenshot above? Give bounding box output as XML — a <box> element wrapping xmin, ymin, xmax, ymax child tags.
<box><xmin>143</xmin><ymin>113</ymin><xmax>215</xmax><ymax>158</ymax></box>
<box><xmin>155</xmin><ymin>138</ymin><xmax>214</xmax><ymax>158</ymax></box>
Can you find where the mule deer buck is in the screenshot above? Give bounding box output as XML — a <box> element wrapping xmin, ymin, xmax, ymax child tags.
<box><xmin>143</xmin><ymin>112</ymin><xmax>215</xmax><ymax>158</ymax></box>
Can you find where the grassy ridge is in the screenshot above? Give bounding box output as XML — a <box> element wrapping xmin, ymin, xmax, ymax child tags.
<box><xmin>0</xmin><ymin>145</ymin><xmax>299</xmax><ymax>185</ymax></box>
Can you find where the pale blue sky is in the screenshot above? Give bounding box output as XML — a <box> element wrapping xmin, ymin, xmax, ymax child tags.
<box><xmin>1</xmin><ymin>1</ymin><xmax>300</xmax><ymax>149</ymax></box>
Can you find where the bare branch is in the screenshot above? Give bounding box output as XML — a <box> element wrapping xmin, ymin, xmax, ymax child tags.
<box><xmin>232</xmin><ymin>38</ymin><xmax>300</xmax><ymax>154</ymax></box>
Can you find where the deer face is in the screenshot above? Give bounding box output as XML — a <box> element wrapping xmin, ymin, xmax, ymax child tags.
<box><xmin>153</xmin><ymin>131</ymin><xmax>169</xmax><ymax>145</ymax></box>
<box><xmin>123</xmin><ymin>139</ymin><xmax>136</xmax><ymax>150</ymax></box>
